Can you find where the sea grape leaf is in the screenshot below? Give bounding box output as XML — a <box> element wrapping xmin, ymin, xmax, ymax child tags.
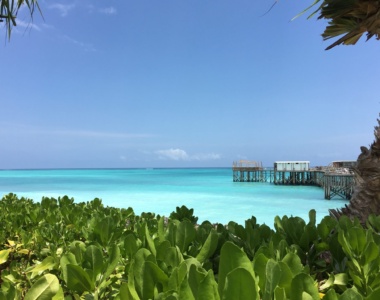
<box><xmin>218</xmin><ymin>241</ymin><xmax>255</xmax><ymax>296</ymax></box>
<box><xmin>119</xmin><ymin>282</ymin><xmax>140</xmax><ymax>300</ymax></box>
<box><xmin>51</xmin><ymin>286</ymin><xmax>64</xmax><ymax>300</ymax></box>
<box><xmin>188</xmin><ymin>263</ymin><xmax>207</xmax><ymax>299</ymax></box>
<box><xmin>263</xmin><ymin>259</ymin><xmax>282</xmax><ymax>300</ymax></box>
<box><xmin>222</xmin><ymin>267</ymin><xmax>259</xmax><ymax>300</ymax></box>
<box><xmin>338</xmin><ymin>288</ymin><xmax>363</xmax><ymax>300</ymax></box>
<box><xmin>366</xmin><ymin>287</ymin><xmax>380</xmax><ymax>300</ymax></box>
<box><xmin>0</xmin><ymin>249</ymin><xmax>10</xmax><ymax>264</ymax></box>
<box><xmin>164</xmin><ymin>246</ymin><xmax>184</xmax><ymax>269</ymax></box>
<box><xmin>24</xmin><ymin>274</ymin><xmax>59</xmax><ymax>300</ymax></box>
<box><xmin>158</xmin><ymin>216</ymin><xmax>166</xmax><ymax>243</ymax></box>
<box><xmin>141</xmin><ymin>261</ymin><xmax>169</xmax><ymax>300</ymax></box>
<box><xmin>101</xmin><ymin>243</ymin><xmax>120</xmax><ymax>283</ymax></box>
<box><xmin>64</xmin><ymin>264</ymin><xmax>94</xmax><ymax>294</ymax></box>
<box><xmin>176</xmin><ymin>220</ymin><xmax>196</xmax><ymax>253</ymax></box>
<box><xmin>274</xmin><ymin>286</ymin><xmax>287</xmax><ymax>300</ymax></box>
<box><xmin>196</xmin><ymin>229</ymin><xmax>218</xmax><ymax>264</ymax></box>
<box><xmin>282</xmin><ymin>252</ymin><xmax>303</xmax><ymax>276</ymax></box>
<box><xmin>362</xmin><ymin>241</ymin><xmax>379</xmax><ymax>266</ymax></box>
<box><xmin>290</xmin><ymin>273</ymin><xmax>319</xmax><ymax>300</ymax></box>
<box><xmin>322</xmin><ymin>289</ymin><xmax>338</xmax><ymax>300</ymax></box>
<box><xmin>124</xmin><ymin>260</ymin><xmax>141</xmax><ymax>300</ymax></box>
<box><xmin>197</xmin><ymin>270</ymin><xmax>219</xmax><ymax>300</ymax></box>
<box><xmin>253</xmin><ymin>253</ymin><xmax>269</xmax><ymax>292</ymax></box>
<box><xmin>84</xmin><ymin>245</ymin><xmax>103</xmax><ymax>283</ymax></box>
<box><xmin>317</xmin><ymin>216</ymin><xmax>337</xmax><ymax>241</ymax></box>
<box><xmin>156</xmin><ymin>240</ymin><xmax>171</xmax><ymax>261</ymax></box>
<box><xmin>133</xmin><ymin>248</ymin><xmax>155</xmax><ymax>299</ymax></box>
<box><xmin>69</xmin><ymin>241</ymin><xmax>86</xmax><ymax>265</ymax></box>
<box><xmin>28</xmin><ymin>256</ymin><xmax>57</xmax><ymax>279</ymax></box>
<box><xmin>179</xmin><ymin>275</ymin><xmax>196</xmax><ymax>300</ymax></box>
<box><xmin>144</xmin><ymin>223</ymin><xmax>157</xmax><ymax>257</ymax></box>
<box><xmin>124</xmin><ymin>233</ymin><xmax>139</xmax><ymax>259</ymax></box>
<box><xmin>339</xmin><ymin>227</ymin><xmax>367</xmax><ymax>258</ymax></box>
<box><xmin>166</xmin><ymin>222</ymin><xmax>177</xmax><ymax>247</ymax></box>
<box><xmin>168</xmin><ymin>262</ymin><xmax>188</xmax><ymax>291</ymax></box>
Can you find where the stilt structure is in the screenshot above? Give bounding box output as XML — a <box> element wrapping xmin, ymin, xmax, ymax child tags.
<box><xmin>232</xmin><ymin>160</ymin><xmax>354</xmax><ymax>200</ymax></box>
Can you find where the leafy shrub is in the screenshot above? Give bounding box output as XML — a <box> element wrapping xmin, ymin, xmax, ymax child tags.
<box><xmin>1</xmin><ymin>193</ymin><xmax>380</xmax><ymax>299</ymax></box>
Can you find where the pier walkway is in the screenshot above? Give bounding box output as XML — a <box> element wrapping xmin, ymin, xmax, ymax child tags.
<box><xmin>232</xmin><ymin>161</ymin><xmax>354</xmax><ymax>200</ymax></box>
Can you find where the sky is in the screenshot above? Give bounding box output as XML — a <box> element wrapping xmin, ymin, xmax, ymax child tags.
<box><xmin>1</xmin><ymin>0</ymin><xmax>379</xmax><ymax>169</ymax></box>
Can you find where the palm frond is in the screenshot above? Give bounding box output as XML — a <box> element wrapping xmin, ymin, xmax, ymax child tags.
<box><xmin>296</xmin><ymin>0</ymin><xmax>380</xmax><ymax>50</ymax></box>
<box><xmin>0</xmin><ymin>0</ymin><xmax>41</xmax><ymax>40</ymax></box>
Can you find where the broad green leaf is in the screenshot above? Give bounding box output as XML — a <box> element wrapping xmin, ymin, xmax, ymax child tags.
<box><xmin>133</xmin><ymin>248</ymin><xmax>155</xmax><ymax>299</ymax></box>
<box><xmin>188</xmin><ymin>264</ymin><xmax>208</xmax><ymax>299</ymax></box>
<box><xmin>156</xmin><ymin>240</ymin><xmax>171</xmax><ymax>261</ymax></box>
<box><xmin>338</xmin><ymin>288</ymin><xmax>363</xmax><ymax>300</ymax></box>
<box><xmin>197</xmin><ymin>270</ymin><xmax>219</xmax><ymax>300</ymax></box>
<box><xmin>29</xmin><ymin>256</ymin><xmax>57</xmax><ymax>279</ymax></box>
<box><xmin>282</xmin><ymin>252</ymin><xmax>303</xmax><ymax>276</ymax></box>
<box><xmin>0</xmin><ymin>249</ymin><xmax>10</xmax><ymax>264</ymax></box>
<box><xmin>362</xmin><ymin>241</ymin><xmax>379</xmax><ymax>265</ymax></box>
<box><xmin>290</xmin><ymin>273</ymin><xmax>319</xmax><ymax>300</ymax></box>
<box><xmin>64</xmin><ymin>264</ymin><xmax>94</xmax><ymax>294</ymax></box>
<box><xmin>218</xmin><ymin>242</ymin><xmax>255</xmax><ymax>296</ymax></box>
<box><xmin>179</xmin><ymin>275</ymin><xmax>196</xmax><ymax>300</ymax></box>
<box><xmin>51</xmin><ymin>286</ymin><xmax>64</xmax><ymax>300</ymax></box>
<box><xmin>124</xmin><ymin>233</ymin><xmax>139</xmax><ymax>258</ymax></box>
<box><xmin>274</xmin><ymin>286</ymin><xmax>287</xmax><ymax>300</ymax></box>
<box><xmin>176</xmin><ymin>220</ymin><xmax>196</xmax><ymax>253</ymax></box>
<box><xmin>140</xmin><ymin>261</ymin><xmax>169</xmax><ymax>300</ymax></box>
<box><xmin>222</xmin><ymin>267</ymin><xmax>259</xmax><ymax>300</ymax></box>
<box><xmin>120</xmin><ymin>282</ymin><xmax>139</xmax><ymax>300</ymax></box>
<box><xmin>196</xmin><ymin>229</ymin><xmax>218</xmax><ymax>264</ymax></box>
<box><xmin>322</xmin><ymin>289</ymin><xmax>338</xmax><ymax>300</ymax></box>
<box><xmin>28</xmin><ymin>256</ymin><xmax>56</xmax><ymax>274</ymax></box>
<box><xmin>126</xmin><ymin>260</ymin><xmax>141</xmax><ymax>300</ymax></box>
<box><xmin>145</xmin><ymin>223</ymin><xmax>157</xmax><ymax>257</ymax></box>
<box><xmin>168</xmin><ymin>262</ymin><xmax>188</xmax><ymax>291</ymax></box>
<box><xmin>84</xmin><ymin>245</ymin><xmax>103</xmax><ymax>283</ymax></box>
<box><xmin>24</xmin><ymin>274</ymin><xmax>59</xmax><ymax>300</ymax></box>
<box><xmin>366</xmin><ymin>287</ymin><xmax>380</xmax><ymax>300</ymax></box>
<box><xmin>263</xmin><ymin>259</ymin><xmax>282</xmax><ymax>300</ymax></box>
<box><xmin>277</xmin><ymin>261</ymin><xmax>293</xmax><ymax>296</ymax></box>
<box><xmin>101</xmin><ymin>243</ymin><xmax>120</xmax><ymax>282</ymax></box>
<box><xmin>69</xmin><ymin>241</ymin><xmax>86</xmax><ymax>265</ymax></box>
<box><xmin>253</xmin><ymin>253</ymin><xmax>269</xmax><ymax>292</ymax></box>
<box><xmin>158</xmin><ymin>216</ymin><xmax>166</xmax><ymax>242</ymax></box>
<box><xmin>164</xmin><ymin>246</ymin><xmax>184</xmax><ymax>269</ymax></box>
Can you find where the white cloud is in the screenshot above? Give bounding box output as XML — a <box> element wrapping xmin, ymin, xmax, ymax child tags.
<box><xmin>16</xmin><ymin>20</ymin><xmax>41</xmax><ymax>31</ymax></box>
<box><xmin>155</xmin><ymin>148</ymin><xmax>221</xmax><ymax>161</ymax></box>
<box><xmin>63</xmin><ymin>35</ymin><xmax>96</xmax><ymax>52</ymax></box>
<box><xmin>99</xmin><ymin>7</ymin><xmax>117</xmax><ymax>15</ymax></box>
<box><xmin>156</xmin><ymin>148</ymin><xmax>189</xmax><ymax>161</ymax></box>
<box><xmin>49</xmin><ymin>3</ymin><xmax>75</xmax><ymax>17</ymax></box>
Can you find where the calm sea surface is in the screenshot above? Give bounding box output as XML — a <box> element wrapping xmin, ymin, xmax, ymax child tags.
<box><xmin>0</xmin><ymin>168</ymin><xmax>347</xmax><ymax>226</ymax></box>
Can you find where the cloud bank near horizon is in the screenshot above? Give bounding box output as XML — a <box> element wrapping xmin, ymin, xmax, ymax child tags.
<box><xmin>155</xmin><ymin>148</ymin><xmax>221</xmax><ymax>161</ymax></box>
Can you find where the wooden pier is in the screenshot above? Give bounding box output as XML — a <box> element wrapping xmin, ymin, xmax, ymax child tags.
<box><xmin>232</xmin><ymin>160</ymin><xmax>354</xmax><ymax>200</ymax></box>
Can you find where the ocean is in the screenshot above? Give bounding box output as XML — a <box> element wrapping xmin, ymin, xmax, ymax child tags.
<box><xmin>0</xmin><ymin>168</ymin><xmax>347</xmax><ymax>226</ymax></box>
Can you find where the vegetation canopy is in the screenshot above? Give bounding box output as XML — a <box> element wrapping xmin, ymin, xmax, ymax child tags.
<box><xmin>300</xmin><ymin>0</ymin><xmax>380</xmax><ymax>49</ymax></box>
<box><xmin>2</xmin><ymin>194</ymin><xmax>380</xmax><ymax>299</ymax></box>
<box><xmin>0</xmin><ymin>0</ymin><xmax>40</xmax><ymax>39</ymax></box>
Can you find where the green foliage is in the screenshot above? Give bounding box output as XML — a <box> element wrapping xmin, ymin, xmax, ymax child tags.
<box><xmin>0</xmin><ymin>0</ymin><xmax>42</xmax><ymax>39</ymax></box>
<box><xmin>2</xmin><ymin>193</ymin><xmax>380</xmax><ymax>299</ymax></box>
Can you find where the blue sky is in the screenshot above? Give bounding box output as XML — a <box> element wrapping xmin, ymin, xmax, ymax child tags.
<box><xmin>1</xmin><ymin>0</ymin><xmax>379</xmax><ymax>169</ymax></box>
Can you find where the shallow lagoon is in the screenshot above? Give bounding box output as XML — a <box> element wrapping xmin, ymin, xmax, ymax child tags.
<box><xmin>0</xmin><ymin>168</ymin><xmax>347</xmax><ymax>226</ymax></box>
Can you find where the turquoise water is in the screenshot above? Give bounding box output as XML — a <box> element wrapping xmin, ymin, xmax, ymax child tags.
<box><xmin>0</xmin><ymin>168</ymin><xmax>347</xmax><ymax>226</ymax></box>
